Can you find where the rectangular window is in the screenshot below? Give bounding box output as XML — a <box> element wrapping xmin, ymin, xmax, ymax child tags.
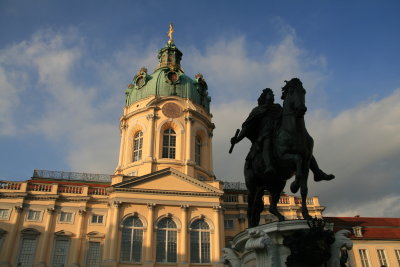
<box><xmin>27</xmin><ymin>210</ymin><xmax>41</xmax><ymax>221</ymax></box>
<box><xmin>223</xmin><ymin>194</ymin><xmax>238</xmax><ymax>202</ymax></box>
<box><xmin>395</xmin><ymin>249</ymin><xmax>400</xmax><ymax>265</ymax></box>
<box><xmin>377</xmin><ymin>249</ymin><xmax>388</xmax><ymax>266</ymax></box>
<box><xmin>86</xmin><ymin>242</ymin><xmax>101</xmax><ymax>267</ymax></box>
<box><xmin>52</xmin><ymin>239</ymin><xmax>69</xmax><ymax>266</ymax></box>
<box><xmin>0</xmin><ymin>209</ymin><xmax>9</xmax><ymax>220</ymax></box>
<box><xmin>224</xmin><ymin>219</ymin><xmax>234</xmax><ymax>229</ymax></box>
<box><xmin>91</xmin><ymin>215</ymin><xmax>104</xmax><ymax>224</ymax></box>
<box><xmin>359</xmin><ymin>249</ymin><xmax>370</xmax><ymax>267</ymax></box>
<box><xmin>59</xmin><ymin>211</ymin><xmax>73</xmax><ymax>222</ymax></box>
<box><xmin>18</xmin><ymin>238</ymin><xmax>37</xmax><ymax>267</ymax></box>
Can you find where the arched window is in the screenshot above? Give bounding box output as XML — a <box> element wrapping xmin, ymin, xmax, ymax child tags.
<box><xmin>156</xmin><ymin>218</ymin><xmax>177</xmax><ymax>263</ymax></box>
<box><xmin>190</xmin><ymin>219</ymin><xmax>210</xmax><ymax>263</ymax></box>
<box><xmin>162</xmin><ymin>129</ymin><xmax>176</xmax><ymax>159</ymax></box>
<box><xmin>133</xmin><ymin>131</ymin><xmax>143</xmax><ymax>162</ymax></box>
<box><xmin>17</xmin><ymin>229</ymin><xmax>40</xmax><ymax>267</ymax></box>
<box><xmin>195</xmin><ymin>136</ymin><xmax>201</xmax><ymax>165</ymax></box>
<box><xmin>120</xmin><ymin>216</ymin><xmax>144</xmax><ymax>263</ymax></box>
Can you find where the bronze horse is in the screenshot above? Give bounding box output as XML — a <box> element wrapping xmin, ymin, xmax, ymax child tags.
<box><xmin>244</xmin><ymin>78</ymin><xmax>316</xmax><ymax>226</ymax></box>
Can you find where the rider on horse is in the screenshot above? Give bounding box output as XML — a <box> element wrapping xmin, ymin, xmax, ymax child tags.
<box><xmin>232</xmin><ymin>88</ymin><xmax>281</xmax><ymax>176</ymax></box>
<box><xmin>231</xmin><ymin>85</ymin><xmax>334</xmax><ymax>183</ymax></box>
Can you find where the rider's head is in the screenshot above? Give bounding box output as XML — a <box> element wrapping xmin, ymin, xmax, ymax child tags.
<box><xmin>258</xmin><ymin>88</ymin><xmax>274</xmax><ymax>105</ymax></box>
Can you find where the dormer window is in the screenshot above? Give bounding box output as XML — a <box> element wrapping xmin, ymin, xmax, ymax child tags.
<box><xmin>353</xmin><ymin>226</ymin><xmax>363</xmax><ymax>237</ymax></box>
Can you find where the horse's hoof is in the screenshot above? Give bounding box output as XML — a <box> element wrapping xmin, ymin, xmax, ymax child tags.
<box><xmin>290</xmin><ymin>181</ymin><xmax>300</xmax><ymax>193</ymax></box>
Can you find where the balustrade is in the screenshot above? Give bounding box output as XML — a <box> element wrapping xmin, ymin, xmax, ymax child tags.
<box><xmin>58</xmin><ymin>185</ymin><xmax>83</xmax><ymax>194</ymax></box>
<box><xmin>88</xmin><ymin>187</ymin><xmax>108</xmax><ymax>195</ymax></box>
<box><xmin>0</xmin><ymin>181</ymin><xmax>22</xmax><ymax>190</ymax></box>
<box><xmin>27</xmin><ymin>183</ymin><xmax>52</xmax><ymax>192</ymax></box>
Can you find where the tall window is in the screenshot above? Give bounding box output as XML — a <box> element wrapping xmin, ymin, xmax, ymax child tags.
<box><xmin>86</xmin><ymin>242</ymin><xmax>101</xmax><ymax>267</ymax></box>
<box><xmin>162</xmin><ymin>129</ymin><xmax>176</xmax><ymax>159</ymax></box>
<box><xmin>120</xmin><ymin>216</ymin><xmax>144</xmax><ymax>262</ymax></box>
<box><xmin>395</xmin><ymin>249</ymin><xmax>400</xmax><ymax>265</ymax></box>
<box><xmin>17</xmin><ymin>229</ymin><xmax>40</xmax><ymax>267</ymax></box>
<box><xmin>195</xmin><ymin>136</ymin><xmax>201</xmax><ymax>165</ymax></box>
<box><xmin>52</xmin><ymin>239</ymin><xmax>70</xmax><ymax>266</ymax></box>
<box><xmin>190</xmin><ymin>219</ymin><xmax>211</xmax><ymax>263</ymax></box>
<box><xmin>359</xmin><ymin>249</ymin><xmax>370</xmax><ymax>267</ymax></box>
<box><xmin>156</xmin><ymin>218</ymin><xmax>177</xmax><ymax>263</ymax></box>
<box><xmin>133</xmin><ymin>131</ymin><xmax>143</xmax><ymax>162</ymax></box>
<box><xmin>377</xmin><ymin>249</ymin><xmax>388</xmax><ymax>266</ymax></box>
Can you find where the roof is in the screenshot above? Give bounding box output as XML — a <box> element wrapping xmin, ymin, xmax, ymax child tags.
<box><xmin>324</xmin><ymin>216</ymin><xmax>400</xmax><ymax>240</ymax></box>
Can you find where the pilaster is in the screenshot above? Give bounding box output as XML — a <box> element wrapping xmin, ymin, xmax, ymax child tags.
<box><xmin>213</xmin><ymin>206</ymin><xmax>223</xmax><ymax>266</ymax></box>
<box><xmin>180</xmin><ymin>205</ymin><xmax>189</xmax><ymax>266</ymax></box>
<box><xmin>35</xmin><ymin>207</ymin><xmax>55</xmax><ymax>267</ymax></box>
<box><xmin>144</xmin><ymin>203</ymin><xmax>156</xmax><ymax>267</ymax></box>
<box><xmin>69</xmin><ymin>208</ymin><xmax>86</xmax><ymax>267</ymax></box>
<box><xmin>0</xmin><ymin>205</ymin><xmax>23</xmax><ymax>267</ymax></box>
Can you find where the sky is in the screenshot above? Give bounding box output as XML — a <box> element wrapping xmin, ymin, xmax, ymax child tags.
<box><xmin>1</xmin><ymin>0</ymin><xmax>399</xmax><ymax>218</ymax></box>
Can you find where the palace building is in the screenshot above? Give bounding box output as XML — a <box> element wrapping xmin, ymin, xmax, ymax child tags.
<box><xmin>0</xmin><ymin>34</ymin><xmax>325</xmax><ymax>267</ymax></box>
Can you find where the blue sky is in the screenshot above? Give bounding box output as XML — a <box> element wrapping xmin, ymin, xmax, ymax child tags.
<box><xmin>1</xmin><ymin>0</ymin><xmax>399</xmax><ymax>217</ymax></box>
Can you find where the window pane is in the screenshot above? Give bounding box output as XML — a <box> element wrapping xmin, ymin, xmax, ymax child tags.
<box><xmin>120</xmin><ymin>217</ymin><xmax>143</xmax><ymax>263</ymax></box>
<box><xmin>120</xmin><ymin>228</ymin><xmax>132</xmax><ymax>261</ymax></box>
<box><xmin>18</xmin><ymin>238</ymin><xmax>37</xmax><ymax>267</ymax></box>
<box><xmin>0</xmin><ymin>209</ymin><xmax>9</xmax><ymax>219</ymax></box>
<box><xmin>52</xmin><ymin>239</ymin><xmax>69</xmax><ymax>267</ymax></box>
<box><xmin>190</xmin><ymin>231</ymin><xmax>199</xmax><ymax>263</ymax></box>
<box><xmin>156</xmin><ymin>230</ymin><xmax>166</xmax><ymax>262</ymax></box>
<box><xmin>86</xmin><ymin>242</ymin><xmax>101</xmax><ymax>267</ymax></box>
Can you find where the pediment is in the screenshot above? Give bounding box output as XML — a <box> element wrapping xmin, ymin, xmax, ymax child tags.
<box><xmin>113</xmin><ymin>168</ymin><xmax>223</xmax><ymax>195</ymax></box>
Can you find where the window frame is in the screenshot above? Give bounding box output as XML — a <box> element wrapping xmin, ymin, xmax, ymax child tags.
<box><xmin>59</xmin><ymin>211</ymin><xmax>74</xmax><ymax>223</ymax></box>
<box><xmin>376</xmin><ymin>249</ymin><xmax>388</xmax><ymax>266</ymax></box>
<box><xmin>52</xmin><ymin>238</ymin><xmax>70</xmax><ymax>267</ymax></box>
<box><xmin>26</xmin><ymin>210</ymin><xmax>42</xmax><ymax>222</ymax></box>
<box><xmin>358</xmin><ymin>249</ymin><xmax>370</xmax><ymax>267</ymax></box>
<box><xmin>120</xmin><ymin>216</ymin><xmax>144</xmax><ymax>263</ymax></box>
<box><xmin>195</xmin><ymin>136</ymin><xmax>202</xmax><ymax>166</ymax></box>
<box><xmin>156</xmin><ymin>217</ymin><xmax>178</xmax><ymax>263</ymax></box>
<box><xmin>162</xmin><ymin>128</ymin><xmax>176</xmax><ymax>159</ymax></box>
<box><xmin>189</xmin><ymin>219</ymin><xmax>211</xmax><ymax>264</ymax></box>
<box><xmin>133</xmin><ymin>131</ymin><xmax>143</xmax><ymax>162</ymax></box>
<box><xmin>224</xmin><ymin>219</ymin><xmax>234</xmax><ymax>229</ymax></box>
<box><xmin>0</xmin><ymin>209</ymin><xmax>11</xmax><ymax>220</ymax></box>
<box><xmin>90</xmin><ymin>214</ymin><xmax>105</xmax><ymax>225</ymax></box>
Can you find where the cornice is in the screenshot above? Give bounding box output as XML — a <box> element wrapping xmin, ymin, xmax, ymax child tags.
<box><xmin>112</xmin><ymin>187</ymin><xmax>222</xmax><ymax>197</ymax></box>
<box><xmin>0</xmin><ymin>192</ymin><xmax>28</xmax><ymax>199</ymax></box>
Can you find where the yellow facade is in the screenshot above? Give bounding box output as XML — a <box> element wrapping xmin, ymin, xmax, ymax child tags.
<box><xmin>0</xmin><ymin>38</ymin><xmax>326</xmax><ymax>267</ymax></box>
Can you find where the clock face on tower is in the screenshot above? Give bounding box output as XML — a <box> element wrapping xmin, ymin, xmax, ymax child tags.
<box><xmin>162</xmin><ymin>103</ymin><xmax>182</xmax><ymax>118</ymax></box>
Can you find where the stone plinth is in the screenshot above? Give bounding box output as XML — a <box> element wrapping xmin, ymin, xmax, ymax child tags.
<box><xmin>223</xmin><ymin>220</ymin><xmax>352</xmax><ymax>267</ymax></box>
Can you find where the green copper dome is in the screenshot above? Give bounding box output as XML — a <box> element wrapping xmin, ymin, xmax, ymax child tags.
<box><xmin>124</xmin><ymin>42</ymin><xmax>211</xmax><ymax>113</ymax></box>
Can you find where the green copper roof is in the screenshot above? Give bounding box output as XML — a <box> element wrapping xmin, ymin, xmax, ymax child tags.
<box><xmin>124</xmin><ymin>42</ymin><xmax>211</xmax><ymax>113</ymax></box>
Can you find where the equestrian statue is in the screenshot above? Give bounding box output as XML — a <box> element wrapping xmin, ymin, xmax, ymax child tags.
<box><xmin>230</xmin><ymin>78</ymin><xmax>334</xmax><ymax>227</ymax></box>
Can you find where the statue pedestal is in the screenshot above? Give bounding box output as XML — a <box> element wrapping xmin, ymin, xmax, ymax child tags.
<box><xmin>223</xmin><ymin>220</ymin><xmax>352</xmax><ymax>267</ymax></box>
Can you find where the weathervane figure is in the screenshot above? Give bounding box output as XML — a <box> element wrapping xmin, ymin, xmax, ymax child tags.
<box><xmin>168</xmin><ymin>23</ymin><xmax>174</xmax><ymax>44</ymax></box>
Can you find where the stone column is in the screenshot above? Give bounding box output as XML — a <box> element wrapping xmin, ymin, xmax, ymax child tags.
<box><xmin>0</xmin><ymin>205</ymin><xmax>23</xmax><ymax>267</ymax></box>
<box><xmin>69</xmin><ymin>208</ymin><xmax>86</xmax><ymax>267</ymax></box>
<box><xmin>146</xmin><ymin>114</ymin><xmax>158</xmax><ymax>162</ymax></box>
<box><xmin>208</xmin><ymin>131</ymin><xmax>214</xmax><ymax>172</ymax></box>
<box><xmin>144</xmin><ymin>203</ymin><xmax>155</xmax><ymax>266</ymax></box>
<box><xmin>180</xmin><ymin>205</ymin><xmax>189</xmax><ymax>265</ymax></box>
<box><xmin>36</xmin><ymin>207</ymin><xmax>55</xmax><ymax>267</ymax></box>
<box><xmin>213</xmin><ymin>206</ymin><xmax>222</xmax><ymax>265</ymax></box>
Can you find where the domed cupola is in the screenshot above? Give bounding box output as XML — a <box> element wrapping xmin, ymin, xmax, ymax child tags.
<box><xmin>116</xmin><ymin>25</ymin><xmax>216</xmax><ymax>182</ymax></box>
<box><xmin>124</xmin><ymin>28</ymin><xmax>211</xmax><ymax>113</ymax></box>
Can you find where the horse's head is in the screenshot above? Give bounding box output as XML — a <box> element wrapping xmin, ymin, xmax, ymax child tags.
<box><xmin>281</xmin><ymin>78</ymin><xmax>307</xmax><ymax>117</ymax></box>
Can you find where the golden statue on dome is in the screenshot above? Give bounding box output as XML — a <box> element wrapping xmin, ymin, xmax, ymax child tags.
<box><xmin>168</xmin><ymin>23</ymin><xmax>174</xmax><ymax>44</ymax></box>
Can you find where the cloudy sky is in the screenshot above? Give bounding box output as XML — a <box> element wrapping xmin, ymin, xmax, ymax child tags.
<box><xmin>1</xmin><ymin>0</ymin><xmax>399</xmax><ymax>217</ymax></box>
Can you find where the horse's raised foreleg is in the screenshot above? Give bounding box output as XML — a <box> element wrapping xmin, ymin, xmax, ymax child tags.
<box><xmin>279</xmin><ymin>153</ymin><xmax>303</xmax><ymax>193</ymax></box>
<box><xmin>269</xmin><ymin>181</ymin><xmax>286</xmax><ymax>221</ymax></box>
<box><xmin>300</xmin><ymin>167</ymin><xmax>312</xmax><ymax>220</ymax></box>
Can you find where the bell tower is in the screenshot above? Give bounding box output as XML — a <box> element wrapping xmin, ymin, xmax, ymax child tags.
<box><xmin>115</xmin><ymin>28</ymin><xmax>215</xmax><ymax>182</ymax></box>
